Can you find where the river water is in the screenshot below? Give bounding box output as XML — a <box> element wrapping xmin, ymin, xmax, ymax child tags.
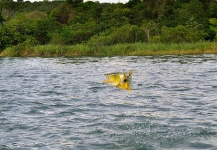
<box><xmin>0</xmin><ymin>55</ymin><xmax>217</xmax><ymax>150</ymax></box>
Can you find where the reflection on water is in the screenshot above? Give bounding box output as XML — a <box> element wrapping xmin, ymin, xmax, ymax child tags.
<box><xmin>0</xmin><ymin>55</ymin><xmax>217</xmax><ymax>149</ymax></box>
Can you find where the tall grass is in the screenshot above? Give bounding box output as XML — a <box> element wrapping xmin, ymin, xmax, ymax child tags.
<box><xmin>32</xmin><ymin>44</ymin><xmax>93</xmax><ymax>57</ymax></box>
<box><xmin>128</xmin><ymin>42</ymin><xmax>217</xmax><ymax>56</ymax></box>
<box><xmin>94</xmin><ymin>42</ymin><xmax>217</xmax><ymax>56</ymax></box>
<box><xmin>1</xmin><ymin>42</ymin><xmax>217</xmax><ymax>57</ymax></box>
<box><xmin>0</xmin><ymin>47</ymin><xmax>19</xmax><ymax>57</ymax></box>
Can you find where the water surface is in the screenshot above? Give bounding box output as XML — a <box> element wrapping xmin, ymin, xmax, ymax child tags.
<box><xmin>0</xmin><ymin>55</ymin><xmax>217</xmax><ymax>149</ymax></box>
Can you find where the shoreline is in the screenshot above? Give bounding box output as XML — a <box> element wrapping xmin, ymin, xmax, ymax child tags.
<box><xmin>0</xmin><ymin>42</ymin><xmax>217</xmax><ymax>57</ymax></box>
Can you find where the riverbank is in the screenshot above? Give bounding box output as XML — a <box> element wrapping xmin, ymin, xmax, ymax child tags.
<box><xmin>0</xmin><ymin>42</ymin><xmax>217</xmax><ymax>57</ymax></box>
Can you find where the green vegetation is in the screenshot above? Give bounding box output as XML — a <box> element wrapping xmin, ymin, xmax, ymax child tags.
<box><xmin>0</xmin><ymin>0</ymin><xmax>217</xmax><ymax>57</ymax></box>
<box><xmin>1</xmin><ymin>42</ymin><xmax>216</xmax><ymax>57</ymax></box>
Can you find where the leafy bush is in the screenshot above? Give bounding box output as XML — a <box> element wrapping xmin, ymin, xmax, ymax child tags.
<box><xmin>209</xmin><ymin>18</ymin><xmax>217</xmax><ymax>40</ymax></box>
<box><xmin>160</xmin><ymin>25</ymin><xmax>207</xmax><ymax>43</ymax></box>
<box><xmin>32</xmin><ymin>17</ymin><xmax>61</xmax><ymax>45</ymax></box>
<box><xmin>53</xmin><ymin>21</ymin><xmax>98</xmax><ymax>45</ymax></box>
<box><xmin>88</xmin><ymin>24</ymin><xmax>144</xmax><ymax>46</ymax></box>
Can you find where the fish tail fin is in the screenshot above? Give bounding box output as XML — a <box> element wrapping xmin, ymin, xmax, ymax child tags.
<box><xmin>127</xmin><ymin>84</ymin><xmax>132</xmax><ymax>93</ymax></box>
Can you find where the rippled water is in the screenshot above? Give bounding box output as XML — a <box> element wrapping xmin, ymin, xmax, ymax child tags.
<box><xmin>0</xmin><ymin>55</ymin><xmax>217</xmax><ymax>150</ymax></box>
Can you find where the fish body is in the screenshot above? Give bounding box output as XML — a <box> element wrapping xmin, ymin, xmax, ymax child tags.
<box><xmin>103</xmin><ymin>71</ymin><xmax>133</xmax><ymax>92</ymax></box>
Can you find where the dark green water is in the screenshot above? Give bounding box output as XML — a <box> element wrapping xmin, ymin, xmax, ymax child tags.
<box><xmin>0</xmin><ymin>55</ymin><xmax>217</xmax><ymax>150</ymax></box>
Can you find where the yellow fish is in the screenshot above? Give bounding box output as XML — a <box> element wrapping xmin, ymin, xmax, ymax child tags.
<box><xmin>103</xmin><ymin>71</ymin><xmax>133</xmax><ymax>92</ymax></box>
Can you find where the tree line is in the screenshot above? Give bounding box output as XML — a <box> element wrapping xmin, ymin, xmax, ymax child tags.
<box><xmin>0</xmin><ymin>0</ymin><xmax>217</xmax><ymax>52</ymax></box>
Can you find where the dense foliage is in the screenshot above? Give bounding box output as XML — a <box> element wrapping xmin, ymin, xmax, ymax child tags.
<box><xmin>0</xmin><ymin>0</ymin><xmax>217</xmax><ymax>53</ymax></box>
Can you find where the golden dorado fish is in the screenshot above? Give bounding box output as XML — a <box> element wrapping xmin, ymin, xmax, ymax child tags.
<box><xmin>103</xmin><ymin>71</ymin><xmax>133</xmax><ymax>92</ymax></box>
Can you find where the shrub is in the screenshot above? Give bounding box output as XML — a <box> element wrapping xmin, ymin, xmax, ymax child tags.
<box><xmin>160</xmin><ymin>25</ymin><xmax>207</xmax><ymax>43</ymax></box>
<box><xmin>87</xmin><ymin>24</ymin><xmax>144</xmax><ymax>47</ymax></box>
